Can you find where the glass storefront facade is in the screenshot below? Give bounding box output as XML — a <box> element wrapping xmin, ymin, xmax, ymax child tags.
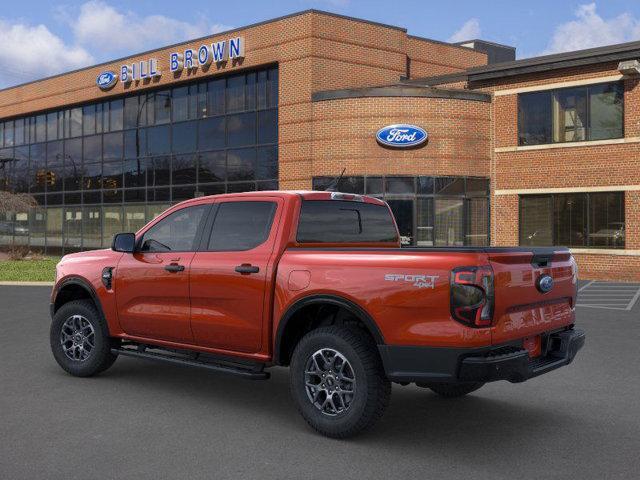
<box><xmin>0</xmin><ymin>66</ymin><xmax>279</xmax><ymax>253</ymax></box>
<box><xmin>312</xmin><ymin>176</ymin><xmax>490</xmax><ymax>246</ymax></box>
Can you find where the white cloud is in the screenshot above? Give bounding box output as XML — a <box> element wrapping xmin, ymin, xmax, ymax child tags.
<box><xmin>542</xmin><ymin>3</ymin><xmax>640</xmax><ymax>54</ymax></box>
<box><xmin>71</xmin><ymin>1</ymin><xmax>232</xmax><ymax>55</ymax></box>
<box><xmin>448</xmin><ymin>18</ymin><xmax>481</xmax><ymax>43</ymax></box>
<box><xmin>0</xmin><ymin>20</ymin><xmax>93</xmax><ymax>88</ymax></box>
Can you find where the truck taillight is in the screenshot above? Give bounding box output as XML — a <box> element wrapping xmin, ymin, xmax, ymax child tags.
<box><xmin>450</xmin><ymin>266</ymin><xmax>494</xmax><ymax>328</ymax></box>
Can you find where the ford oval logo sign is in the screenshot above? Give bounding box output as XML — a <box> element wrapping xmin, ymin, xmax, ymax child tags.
<box><xmin>376</xmin><ymin>124</ymin><xmax>428</xmax><ymax>148</ymax></box>
<box><xmin>536</xmin><ymin>274</ymin><xmax>554</xmax><ymax>294</ymax></box>
<box><xmin>96</xmin><ymin>71</ymin><xmax>118</xmax><ymax>91</ymax></box>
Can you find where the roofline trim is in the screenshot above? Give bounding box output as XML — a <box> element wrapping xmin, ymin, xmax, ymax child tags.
<box><xmin>467</xmin><ymin>40</ymin><xmax>640</xmax><ymax>81</ymax></box>
<box><xmin>312</xmin><ymin>85</ymin><xmax>491</xmax><ymax>102</ymax></box>
<box><xmin>493</xmin><ymin>73</ymin><xmax>625</xmax><ymax>96</ymax></box>
<box><xmin>406</xmin><ymin>34</ymin><xmax>484</xmax><ymax>54</ymax></box>
<box><xmin>453</xmin><ymin>39</ymin><xmax>516</xmax><ymax>51</ymax></box>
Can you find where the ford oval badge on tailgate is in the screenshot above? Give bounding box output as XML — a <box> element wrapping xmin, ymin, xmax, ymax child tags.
<box><xmin>536</xmin><ymin>274</ymin><xmax>554</xmax><ymax>293</ymax></box>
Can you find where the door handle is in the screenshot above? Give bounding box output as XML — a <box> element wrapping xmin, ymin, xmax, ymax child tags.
<box><xmin>164</xmin><ymin>264</ymin><xmax>185</xmax><ymax>273</ymax></box>
<box><xmin>235</xmin><ymin>264</ymin><xmax>260</xmax><ymax>274</ymax></box>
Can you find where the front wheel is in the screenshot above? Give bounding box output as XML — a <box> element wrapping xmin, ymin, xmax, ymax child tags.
<box><xmin>289</xmin><ymin>326</ymin><xmax>391</xmax><ymax>438</ymax></box>
<box><xmin>50</xmin><ymin>300</ymin><xmax>118</xmax><ymax>377</ymax></box>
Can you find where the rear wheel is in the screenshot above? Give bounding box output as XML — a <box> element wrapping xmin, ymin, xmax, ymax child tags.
<box><xmin>423</xmin><ymin>382</ymin><xmax>484</xmax><ymax>398</ymax></box>
<box><xmin>289</xmin><ymin>326</ymin><xmax>391</xmax><ymax>438</ymax></box>
<box><xmin>50</xmin><ymin>300</ymin><xmax>118</xmax><ymax>377</ymax></box>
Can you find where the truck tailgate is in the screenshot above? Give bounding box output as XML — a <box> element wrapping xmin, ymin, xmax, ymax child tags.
<box><xmin>488</xmin><ymin>248</ymin><xmax>577</xmax><ymax>345</ymax></box>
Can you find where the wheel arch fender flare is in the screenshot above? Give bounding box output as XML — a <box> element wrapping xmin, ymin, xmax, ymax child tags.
<box><xmin>274</xmin><ymin>294</ymin><xmax>385</xmax><ymax>365</ymax></box>
<box><xmin>52</xmin><ymin>276</ymin><xmax>108</xmax><ymax>332</ymax></box>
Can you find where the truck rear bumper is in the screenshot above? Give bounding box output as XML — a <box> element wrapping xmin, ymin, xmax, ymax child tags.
<box><xmin>378</xmin><ymin>328</ymin><xmax>585</xmax><ymax>384</ymax></box>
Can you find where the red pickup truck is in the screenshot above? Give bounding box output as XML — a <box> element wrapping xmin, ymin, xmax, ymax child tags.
<box><xmin>50</xmin><ymin>191</ymin><xmax>584</xmax><ymax>438</ymax></box>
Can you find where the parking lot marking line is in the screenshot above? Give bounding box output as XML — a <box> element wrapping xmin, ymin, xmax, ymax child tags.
<box><xmin>625</xmin><ymin>287</ymin><xmax>640</xmax><ymax>311</ymax></box>
<box><xmin>578</xmin><ymin>280</ymin><xmax>595</xmax><ymax>292</ymax></box>
<box><xmin>576</xmin><ymin>305</ymin><xmax>628</xmax><ymax>310</ymax></box>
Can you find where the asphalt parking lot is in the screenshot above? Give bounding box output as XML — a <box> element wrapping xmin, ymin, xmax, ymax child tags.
<box><xmin>1</xmin><ymin>284</ymin><xmax>639</xmax><ymax>480</ymax></box>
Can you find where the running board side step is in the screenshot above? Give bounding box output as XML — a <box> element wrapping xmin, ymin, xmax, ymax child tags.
<box><xmin>111</xmin><ymin>345</ymin><xmax>270</xmax><ymax>380</ymax></box>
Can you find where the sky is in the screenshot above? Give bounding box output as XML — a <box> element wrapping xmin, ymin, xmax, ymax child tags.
<box><xmin>2</xmin><ymin>0</ymin><xmax>640</xmax><ymax>88</ymax></box>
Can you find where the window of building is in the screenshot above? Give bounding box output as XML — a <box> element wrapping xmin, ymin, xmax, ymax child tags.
<box><xmin>518</xmin><ymin>82</ymin><xmax>623</xmax><ymax>145</ymax></box>
<box><xmin>140</xmin><ymin>204</ymin><xmax>207</xmax><ymax>252</ymax></box>
<box><xmin>207</xmin><ymin>201</ymin><xmax>276</xmax><ymax>251</ymax></box>
<box><xmin>520</xmin><ymin>192</ymin><xmax>625</xmax><ymax>248</ymax></box>
<box><xmin>0</xmin><ymin>66</ymin><xmax>278</xmax><ymax>254</ymax></box>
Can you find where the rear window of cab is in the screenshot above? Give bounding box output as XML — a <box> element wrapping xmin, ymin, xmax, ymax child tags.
<box><xmin>297</xmin><ymin>200</ymin><xmax>398</xmax><ymax>243</ymax></box>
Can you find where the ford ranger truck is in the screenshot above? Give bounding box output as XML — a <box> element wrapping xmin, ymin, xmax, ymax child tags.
<box><xmin>50</xmin><ymin>191</ymin><xmax>585</xmax><ymax>438</ymax></box>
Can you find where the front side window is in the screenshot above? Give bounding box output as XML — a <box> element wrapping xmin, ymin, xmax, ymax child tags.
<box><xmin>140</xmin><ymin>204</ymin><xmax>207</xmax><ymax>252</ymax></box>
<box><xmin>297</xmin><ymin>200</ymin><xmax>398</xmax><ymax>243</ymax></box>
<box><xmin>520</xmin><ymin>192</ymin><xmax>625</xmax><ymax>248</ymax></box>
<box><xmin>518</xmin><ymin>82</ymin><xmax>623</xmax><ymax>145</ymax></box>
<box><xmin>207</xmin><ymin>201</ymin><xmax>276</xmax><ymax>251</ymax></box>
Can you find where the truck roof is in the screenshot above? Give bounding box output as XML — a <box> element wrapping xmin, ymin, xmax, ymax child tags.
<box><xmin>173</xmin><ymin>190</ymin><xmax>387</xmax><ymax>207</ymax></box>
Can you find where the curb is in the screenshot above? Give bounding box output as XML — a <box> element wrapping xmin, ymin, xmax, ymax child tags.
<box><xmin>0</xmin><ymin>281</ymin><xmax>54</xmax><ymax>286</ymax></box>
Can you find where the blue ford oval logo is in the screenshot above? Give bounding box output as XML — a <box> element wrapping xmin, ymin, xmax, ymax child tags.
<box><xmin>96</xmin><ymin>71</ymin><xmax>118</xmax><ymax>90</ymax></box>
<box><xmin>537</xmin><ymin>275</ymin><xmax>554</xmax><ymax>293</ymax></box>
<box><xmin>376</xmin><ymin>124</ymin><xmax>428</xmax><ymax>148</ymax></box>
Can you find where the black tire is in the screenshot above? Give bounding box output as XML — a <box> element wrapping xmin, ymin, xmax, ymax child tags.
<box><xmin>425</xmin><ymin>382</ymin><xmax>484</xmax><ymax>398</ymax></box>
<box><xmin>50</xmin><ymin>300</ymin><xmax>118</xmax><ymax>377</ymax></box>
<box><xmin>289</xmin><ymin>326</ymin><xmax>391</xmax><ymax>438</ymax></box>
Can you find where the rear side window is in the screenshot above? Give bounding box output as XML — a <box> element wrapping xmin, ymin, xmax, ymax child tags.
<box><xmin>297</xmin><ymin>200</ymin><xmax>398</xmax><ymax>243</ymax></box>
<box><xmin>207</xmin><ymin>201</ymin><xmax>277</xmax><ymax>251</ymax></box>
<box><xmin>140</xmin><ymin>205</ymin><xmax>208</xmax><ymax>252</ymax></box>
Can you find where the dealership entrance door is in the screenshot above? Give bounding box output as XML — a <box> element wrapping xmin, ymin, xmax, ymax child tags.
<box><xmin>387</xmin><ymin>198</ymin><xmax>414</xmax><ymax>246</ymax></box>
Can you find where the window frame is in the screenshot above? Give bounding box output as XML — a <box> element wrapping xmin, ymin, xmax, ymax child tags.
<box><xmin>136</xmin><ymin>203</ymin><xmax>211</xmax><ymax>253</ymax></box>
<box><xmin>517</xmin><ymin>81</ymin><xmax>624</xmax><ymax>146</ymax></box>
<box><xmin>518</xmin><ymin>192</ymin><xmax>625</xmax><ymax>249</ymax></box>
<box><xmin>201</xmin><ymin>197</ymin><xmax>281</xmax><ymax>252</ymax></box>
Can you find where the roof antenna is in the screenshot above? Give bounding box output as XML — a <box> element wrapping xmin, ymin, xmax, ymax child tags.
<box><xmin>325</xmin><ymin>168</ymin><xmax>346</xmax><ymax>192</ymax></box>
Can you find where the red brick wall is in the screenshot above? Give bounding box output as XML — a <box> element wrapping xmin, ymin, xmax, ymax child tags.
<box><xmin>306</xmin><ymin>95</ymin><xmax>491</xmax><ymax>187</ymax></box>
<box><xmin>406</xmin><ymin>37</ymin><xmax>487</xmax><ymax>79</ymax></box>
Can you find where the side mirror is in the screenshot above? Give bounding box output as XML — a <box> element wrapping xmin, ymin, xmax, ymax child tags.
<box><xmin>112</xmin><ymin>232</ymin><xmax>136</xmax><ymax>253</ymax></box>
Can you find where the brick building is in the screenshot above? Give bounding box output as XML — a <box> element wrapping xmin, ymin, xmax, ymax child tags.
<box><xmin>0</xmin><ymin>10</ymin><xmax>637</xmax><ymax>280</ymax></box>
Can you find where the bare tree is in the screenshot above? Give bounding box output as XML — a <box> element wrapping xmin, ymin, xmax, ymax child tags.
<box><xmin>0</xmin><ymin>191</ymin><xmax>37</xmax><ymax>215</ymax></box>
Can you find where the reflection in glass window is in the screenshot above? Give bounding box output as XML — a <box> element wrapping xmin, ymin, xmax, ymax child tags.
<box><xmin>435</xmin><ymin>198</ymin><xmax>464</xmax><ymax>247</ymax></box>
<box><xmin>103</xmin><ymin>206</ymin><xmax>123</xmax><ymax>247</ymax></box>
<box><xmin>147</xmin><ymin>125</ymin><xmax>171</xmax><ymax>155</ymax></box>
<box><xmin>141</xmin><ymin>205</ymin><xmax>207</xmax><ymax>252</ymax></box>
<box><xmin>110</xmin><ymin>100</ymin><xmax>124</xmax><ymax>131</ymax></box>
<box><xmin>466</xmin><ymin>198</ymin><xmax>488</xmax><ymax>246</ymax></box>
<box><xmin>83</xmin><ymin>207</ymin><xmax>101</xmax><ymax>248</ymax></box>
<box><xmin>0</xmin><ymin>66</ymin><xmax>278</xmax><ymax>254</ymax></box>
<box><xmin>172</xmin><ymin>121</ymin><xmax>197</xmax><ymax>153</ymax></box>
<box><xmin>208</xmin><ymin>201</ymin><xmax>276</xmax><ymax>251</ymax></box>
<box><xmin>226</xmin><ymin>75</ymin><xmax>245</xmax><ymax>113</ymax></box>
<box><xmin>198</xmin><ymin>117</ymin><xmax>225</xmax><ymax>150</ymax></box>
<box><xmin>103</xmin><ymin>132</ymin><xmax>123</xmax><ymax>160</ymax></box>
<box><xmin>198</xmin><ymin>151</ymin><xmax>225</xmax><ymax>183</ymax></box>
<box><xmin>207</xmin><ymin>79</ymin><xmax>225</xmax><ymax>116</ymax></box>
<box><xmin>416</xmin><ymin>198</ymin><xmax>434</xmax><ymax>246</ymax></box>
<box><xmin>124</xmin><ymin>205</ymin><xmax>146</xmax><ymax>232</ymax></box>
<box><xmin>227</xmin><ymin>112</ymin><xmax>256</xmax><ymax>147</ymax></box>
<box><xmin>227</xmin><ymin>148</ymin><xmax>255</xmax><ymax>181</ymax></box>
<box><xmin>172</xmin><ymin>154</ymin><xmax>197</xmax><ymax>185</ymax></box>
<box><xmin>520</xmin><ymin>193</ymin><xmax>625</xmax><ymax>248</ymax></box>
<box><xmin>257</xmin><ymin>109</ymin><xmax>277</xmax><ymax>144</ymax></box>
<box><xmin>519</xmin><ymin>82</ymin><xmax>623</xmax><ymax>145</ymax></box>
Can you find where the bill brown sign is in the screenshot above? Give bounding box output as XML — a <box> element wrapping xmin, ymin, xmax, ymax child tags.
<box><xmin>97</xmin><ymin>36</ymin><xmax>245</xmax><ymax>90</ymax></box>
